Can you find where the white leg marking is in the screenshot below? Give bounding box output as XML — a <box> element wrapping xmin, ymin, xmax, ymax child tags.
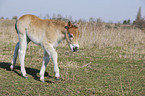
<box><xmin>51</xmin><ymin>49</ymin><xmax>60</xmax><ymax>79</ymax></box>
<box><xmin>40</xmin><ymin>50</ymin><xmax>50</xmax><ymax>82</ymax></box>
<box><xmin>50</xmin><ymin>50</ymin><xmax>59</xmax><ymax>78</ymax></box>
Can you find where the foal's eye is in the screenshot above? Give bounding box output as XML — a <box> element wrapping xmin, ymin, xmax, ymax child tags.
<box><xmin>69</xmin><ymin>34</ymin><xmax>73</xmax><ymax>38</ymax></box>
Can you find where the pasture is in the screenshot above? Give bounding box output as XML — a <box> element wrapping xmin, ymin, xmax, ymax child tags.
<box><xmin>0</xmin><ymin>19</ymin><xmax>145</xmax><ymax>95</ymax></box>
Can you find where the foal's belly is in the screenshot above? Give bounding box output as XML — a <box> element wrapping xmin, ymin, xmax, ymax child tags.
<box><xmin>26</xmin><ymin>29</ymin><xmax>44</xmax><ymax>45</ymax></box>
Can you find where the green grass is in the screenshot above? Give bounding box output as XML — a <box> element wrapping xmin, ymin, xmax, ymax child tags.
<box><xmin>0</xmin><ymin>43</ymin><xmax>144</xmax><ymax>96</ymax></box>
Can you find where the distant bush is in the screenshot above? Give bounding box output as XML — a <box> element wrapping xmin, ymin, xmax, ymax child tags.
<box><xmin>123</xmin><ymin>19</ymin><xmax>130</xmax><ymax>25</ymax></box>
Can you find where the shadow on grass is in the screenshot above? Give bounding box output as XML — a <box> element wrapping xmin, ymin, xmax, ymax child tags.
<box><xmin>0</xmin><ymin>62</ymin><xmax>53</xmax><ymax>83</ymax></box>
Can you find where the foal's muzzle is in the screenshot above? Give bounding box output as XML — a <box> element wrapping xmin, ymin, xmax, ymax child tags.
<box><xmin>70</xmin><ymin>44</ymin><xmax>79</xmax><ymax>52</ymax></box>
<box><xmin>73</xmin><ymin>46</ymin><xmax>79</xmax><ymax>52</ymax></box>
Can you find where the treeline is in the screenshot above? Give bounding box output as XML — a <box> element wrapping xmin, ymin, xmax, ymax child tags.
<box><xmin>0</xmin><ymin>14</ymin><xmax>73</xmax><ymax>22</ymax></box>
<box><xmin>1</xmin><ymin>7</ymin><xmax>145</xmax><ymax>29</ymax></box>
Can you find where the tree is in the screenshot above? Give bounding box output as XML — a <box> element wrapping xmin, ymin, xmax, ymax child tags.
<box><xmin>89</xmin><ymin>17</ymin><xmax>95</xmax><ymax>22</ymax></box>
<box><xmin>127</xmin><ymin>19</ymin><xmax>130</xmax><ymax>24</ymax></box>
<box><xmin>52</xmin><ymin>13</ymin><xmax>56</xmax><ymax>19</ymax></box>
<box><xmin>136</xmin><ymin>7</ymin><xmax>141</xmax><ymax>22</ymax></box>
<box><xmin>134</xmin><ymin>7</ymin><xmax>145</xmax><ymax>29</ymax></box>
<box><xmin>12</xmin><ymin>16</ymin><xmax>17</xmax><ymax>20</ymax></box>
<box><xmin>123</xmin><ymin>20</ymin><xmax>127</xmax><ymax>24</ymax></box>
<box><xmin>123</xmin><ymin>19</ymin><xmax>131</xmax><ymax>24</ymax></box>
<box><xmin>56</xmin><ymin>14</ymin><xmax>63</xmax><ymax>20</ymax></box>
<box><xmin>96</xmin><ymin>18</ymin><xmax>102</xmax><ymax>23</ymax></box>
<box><xmin>1</xmin><ymin>16</ymin><xmax>4</xmax><ymax>19</ymax></box>
<box><xmin>44</xmin><ymin>14</ymin><xmax>50</xmax><ymax>19</ymax></box>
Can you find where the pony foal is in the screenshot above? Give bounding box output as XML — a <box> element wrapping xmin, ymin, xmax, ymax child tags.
<box><xmin>10</xmin><ymin>14</ymin><xmax>80</xmax><ymax>82</ymax></box>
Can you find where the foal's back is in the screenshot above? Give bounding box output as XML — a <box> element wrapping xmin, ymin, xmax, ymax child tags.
<box><xmin>16</xmin><ymin>14</ymin><xmax>66</xmax><ymax>45</ymax></box>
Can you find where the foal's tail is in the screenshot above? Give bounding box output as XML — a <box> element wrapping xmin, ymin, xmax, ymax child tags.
<box><xmin>15</xmin><ymin>20</ymin><xmax>18</xmax><ymax>34</ymax></box>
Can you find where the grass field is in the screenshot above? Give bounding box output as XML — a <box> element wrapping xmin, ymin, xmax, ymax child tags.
<box><xmin>0</xmin><ymin>19</ymin><xmax>145</xmax><ymax>95</ymax></box>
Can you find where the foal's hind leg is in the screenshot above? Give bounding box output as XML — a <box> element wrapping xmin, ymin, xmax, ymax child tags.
<box><xmin>10</xmin><ymin>42</ymin><xmax>19</xmax><ymax>70</ymax></box>
<box><xmin>18</xmin><ymin>34</ymin><xmax>29</xmax><ymax>78</ymax></box>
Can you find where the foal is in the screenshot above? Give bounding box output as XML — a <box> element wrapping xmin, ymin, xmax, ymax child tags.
<box><xmin>10</xmin><ymin>14</ymin><xmax>80</xmax><ymax>82</ymax></box>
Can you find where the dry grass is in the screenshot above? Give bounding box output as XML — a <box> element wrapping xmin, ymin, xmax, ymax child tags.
<box><xmin>1</xmin><ymin>19</ymin><xmax>144</xmax><ymax>53</ymax></box>
<box><xmin>78</xmin><ymin>22</ymin><xmax>145</xmax><ymax>52</ymax></box>
<box><xmin>0</xmin><ymin>19</ymin><xmax>18</xmax><ymax>44</ymax></box>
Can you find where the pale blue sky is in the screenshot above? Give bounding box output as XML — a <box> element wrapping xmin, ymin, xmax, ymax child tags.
<box><xmin>0</xmin><ymin>0</ymin><xmax>145</xmax><ymax>22</ymax></box>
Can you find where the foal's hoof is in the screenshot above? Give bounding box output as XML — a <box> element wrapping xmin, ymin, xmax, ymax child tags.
<box><xmin>40</xmin><ymin>77</ymin><xmax>45</xmax><ymax>82</ymax></box>
<box><xmin>23</xmin><ymin>75</ymin><xmax>28</xmax><ymax>79</ymax></box>
<box><xmin>55</xmin><ymin>77</ymin><xmax>60</xmax><ymax>80</ymax></box>
<box><xmin>40</xmin><ymin>79</ymin><xmax>45</xmax><ymax>82</ymax></box>
<box><xmin>10</xmin><ymin>65</ymin><xmax>14</xmax><ymax>71</ymax></box>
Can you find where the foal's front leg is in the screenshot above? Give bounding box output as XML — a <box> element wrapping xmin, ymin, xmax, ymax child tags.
<box><xmin>51</xmin><ymin>49</ymin><xmax>60</xmax><ymax>80</ymax></box>
<box><xmin>44</xmin><ymin>44</ymin><xmax>60</xmax><ymax>80</ymax></box>
<box><xmin>40</xmin><ymin>50</ymin><xmax>50</xmax><ymax>82</ymax></box>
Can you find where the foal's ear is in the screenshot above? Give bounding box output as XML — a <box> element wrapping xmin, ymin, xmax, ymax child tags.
<box><xmin>68</xmin><ymin>21</ymin><xmax>73</xmax><ymax>27</ymax></box>
<box><xmin>64</xmin><ymin>21</ymin><xmax>73</xmax><ymax>29</ymax></box>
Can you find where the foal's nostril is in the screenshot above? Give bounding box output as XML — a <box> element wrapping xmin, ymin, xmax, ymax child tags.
<box><xmin>73</xmin><ymin>47</ymin><xmax>79</xmax><ymax>52</ymax></box>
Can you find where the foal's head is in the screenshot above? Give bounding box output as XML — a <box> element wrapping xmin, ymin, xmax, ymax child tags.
<box><xmin>65</xmin><ymin>21</ymin><xmax>80</xmax><ymax>52</ymax></box>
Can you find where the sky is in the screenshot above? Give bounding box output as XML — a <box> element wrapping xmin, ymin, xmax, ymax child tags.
<box><xmin>0</xmin><ymin>0</ymin><xmax>145</xmax><ymax>23</ymax></box>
